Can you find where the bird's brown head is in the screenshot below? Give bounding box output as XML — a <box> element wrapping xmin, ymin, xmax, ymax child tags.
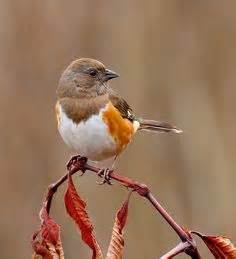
<box><xmin>57</xmin><ymin>58</ymin><xmax>119</xmax><ymax>99</ymax></box>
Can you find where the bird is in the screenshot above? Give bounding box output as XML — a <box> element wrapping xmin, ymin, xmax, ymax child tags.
<box><xmin>56</xmin><ymin>58</ymin><xmax>182</xmax><ymax>183</ymax></box>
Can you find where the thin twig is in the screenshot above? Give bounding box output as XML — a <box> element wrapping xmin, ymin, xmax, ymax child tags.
<box><xmin>160</xmin><ymin>242</ymin><xmax>190</xmax><ymax>259</ymax></box>
<box><xmin>45</xmin><ymin>157</ymin><xmax>88</xmax><ymax>213</ymax></box>
<box><xmin>42</xmin><ymin>156</ymin><xmax>201</xmax><ymax>258</ymax></box>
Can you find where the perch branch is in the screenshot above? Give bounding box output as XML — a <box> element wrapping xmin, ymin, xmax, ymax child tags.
<box><xmin>160</xmin><ymin>242</ymin><xmax>189</xmax><ymax>259</ymax></box>
<box><xmin>42</xmin><ymin>155</ymin><xmax>200</xmax><ymax>258</ymax></box>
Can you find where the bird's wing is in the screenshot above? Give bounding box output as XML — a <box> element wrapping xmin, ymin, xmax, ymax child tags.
<box><xmin>108</xmin><ymin>89</ymin><xmax>134</xmax><ymax>121</ymax></box>
<box><xmin>108</xmin><ymin>89</ymin><xmax>182</xmax><ymax>133</ymax></box>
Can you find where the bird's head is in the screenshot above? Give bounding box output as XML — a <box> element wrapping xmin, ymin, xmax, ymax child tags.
<box><xmin>57</xmin><ymin>58</ymin><xmax>119</xmax><ymax>99</ymax></box>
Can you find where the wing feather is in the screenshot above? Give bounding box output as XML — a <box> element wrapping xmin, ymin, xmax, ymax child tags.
<box><xmin>108</xmin><ymin>89</ymin><xmax>134</xmax><ymax>121</ymax></box>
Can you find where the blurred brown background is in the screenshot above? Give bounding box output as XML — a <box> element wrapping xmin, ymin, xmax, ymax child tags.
<box><xmin>1</xmin><ymin>1</ymin><xmax>236</xmax><ymax>258</ymax></box>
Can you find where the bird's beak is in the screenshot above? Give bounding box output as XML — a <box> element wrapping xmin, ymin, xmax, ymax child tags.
<box><xmin>104</xmin><ymin>68</ymin><xmax>119</xmax><ymax>81</ymax></box>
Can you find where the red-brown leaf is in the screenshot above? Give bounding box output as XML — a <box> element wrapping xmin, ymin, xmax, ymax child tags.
<box><xmin>64</xmin><ymin>173</ymin><xmax>103</xmax><ymax>259</ymax></box>
<box><xmin>32</xmin><ymin>205</ymin><xmax>64</xmax><ymax>259</ymax></box>
<box><xmin>32</xmin><ymin>236</ymin><xmax>52</xmax><ymax>259</ymax></box>
<box><xmin>193</xmin><ymin>231</ymin><xmax>236</xmax><ymax>258</ymax></box>
<box><xmin>106</xmin><ymin>192</ymin><xmax>131</xmax><ymax>259</ymax></box>
<box><xmin>40</xmin><ymin>206</ymin><xmax>60</xmax><ymax>246</ymax></box>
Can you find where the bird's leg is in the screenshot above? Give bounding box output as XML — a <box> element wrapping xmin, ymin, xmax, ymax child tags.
<box><xmin>66</xmin><ymin>155</ymin><xmax>88</xmax><ymax>176</ymax></box>
<box><xmin>97</xmin><ymin>168</ymin><xmax>113</xmax><ymax>185</ymax></box>
<box><xmin>97</xmin><ymin>156</ymin><xmax>118</xmax><ymax>185</ymax></box>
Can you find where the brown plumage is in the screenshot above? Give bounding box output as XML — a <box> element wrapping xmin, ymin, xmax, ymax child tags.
<box><xmin>56</xmin><ymin>58</ymin><xmax>182</xmax><ymax>163</ymax></box>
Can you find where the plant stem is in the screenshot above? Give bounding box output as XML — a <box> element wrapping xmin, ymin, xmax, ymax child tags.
<box><xmin>43</xmin><ymin>156</ymin><xmax>201</xmax><ymax>258</ymax></box>
<box><xmin>147</xmin><ymin>193</ymin><xmax>188</xmax><ymax>242</ymax></box>
<box><xmin>160</xmin><ymin>242</ymin><xmax>189</xmax><ymax>259</ymax></box>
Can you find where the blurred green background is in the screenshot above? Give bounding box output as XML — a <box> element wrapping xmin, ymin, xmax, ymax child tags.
<box><xmin>1</xmin><ymin>1</ymin><xmax>236</xmax><ymax>258</ymax></box>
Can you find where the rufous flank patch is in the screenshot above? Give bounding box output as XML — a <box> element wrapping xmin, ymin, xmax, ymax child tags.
<box><xmin>102</xmin><ymin>102</ymin><xmax>134</xmax><ymax>153</ymax></box>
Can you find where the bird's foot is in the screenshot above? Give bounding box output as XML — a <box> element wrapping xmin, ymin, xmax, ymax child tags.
<box><xmin>97</xmin><ymin>168</ymin><xmax>113</xmax><ymax>185</ymax></box>
<box><xmin>66</xmin><ymin>155</ymin><xmax>88</xmax><ymax>175</ymax></box>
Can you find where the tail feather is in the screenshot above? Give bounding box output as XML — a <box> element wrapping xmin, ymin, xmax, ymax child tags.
<box><xmin>138</xmin><ymin>119</ymin><xmax>182</xmax><ymax>134</ymax></box>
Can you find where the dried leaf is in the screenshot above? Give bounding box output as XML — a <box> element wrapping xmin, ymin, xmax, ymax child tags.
<box><xmin>193</xmin><ymin>231</ymin><xmax>236</xmax><ymax>258</ymax></box>
<box><xmin>32</xmin><ymin>236</ymin><xmax>52</xmax><ymax>259</ymax></box>
<box><xmin>64</xmin><ymin>173</ymin><xmax>103</xmax><ymax>259</ymax></box>
<box><xmin>106</xmin><ymin>192</ymin><xmax>131</xmax><ymax>259</ymax></box>
<box><xmin>40</xmin><ymin>206</ymin><xmax>60</xmax><ymax>246</ymax></box>
<box><xmin>32</xmin><ymin>205</ymin><xmax>64</xmax><ymax>259</ymax></box>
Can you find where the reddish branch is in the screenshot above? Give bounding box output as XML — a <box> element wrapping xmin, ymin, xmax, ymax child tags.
<box><xmin>42</xmin><ymin>155</ymin><xmax>201</xmax><ymax>258</ymax></box>
<box><xmin>160</xmin><ymin>242</ymin><xmax>190</xmax><ymax>259</ymax></box>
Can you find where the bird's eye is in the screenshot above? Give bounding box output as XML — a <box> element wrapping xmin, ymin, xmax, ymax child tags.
<box><xmin>89</xmin><ymin>69</ymin><xmax>97</xmax><ymax>77</ymax></box>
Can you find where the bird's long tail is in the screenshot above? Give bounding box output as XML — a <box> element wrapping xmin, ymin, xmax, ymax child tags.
<box><xmin>138</xmin><ymin>119</ymin><xmax>182</xmax><ymax>134</ymax></box>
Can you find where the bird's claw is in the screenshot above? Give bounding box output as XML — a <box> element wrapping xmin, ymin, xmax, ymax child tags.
<box><xmin>97</xmin><ymin>168</ymin><xmax>113</xmax><ymax>185</ymax></box>
<box><xmin>66</xmin><ymin>155</ymin><xmax>87</xmax><ymax>171</ymax></box>
<box><xmin>78</xmin><ymin>169</ymin><xmax>86</xmax><ymax>177</ymax></box>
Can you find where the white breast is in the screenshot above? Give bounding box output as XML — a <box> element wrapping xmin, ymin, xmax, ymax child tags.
<box><xmin>57</xmin><ymin>104</ymin><xmax>117</xmax><ymax>161</ymax></box>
